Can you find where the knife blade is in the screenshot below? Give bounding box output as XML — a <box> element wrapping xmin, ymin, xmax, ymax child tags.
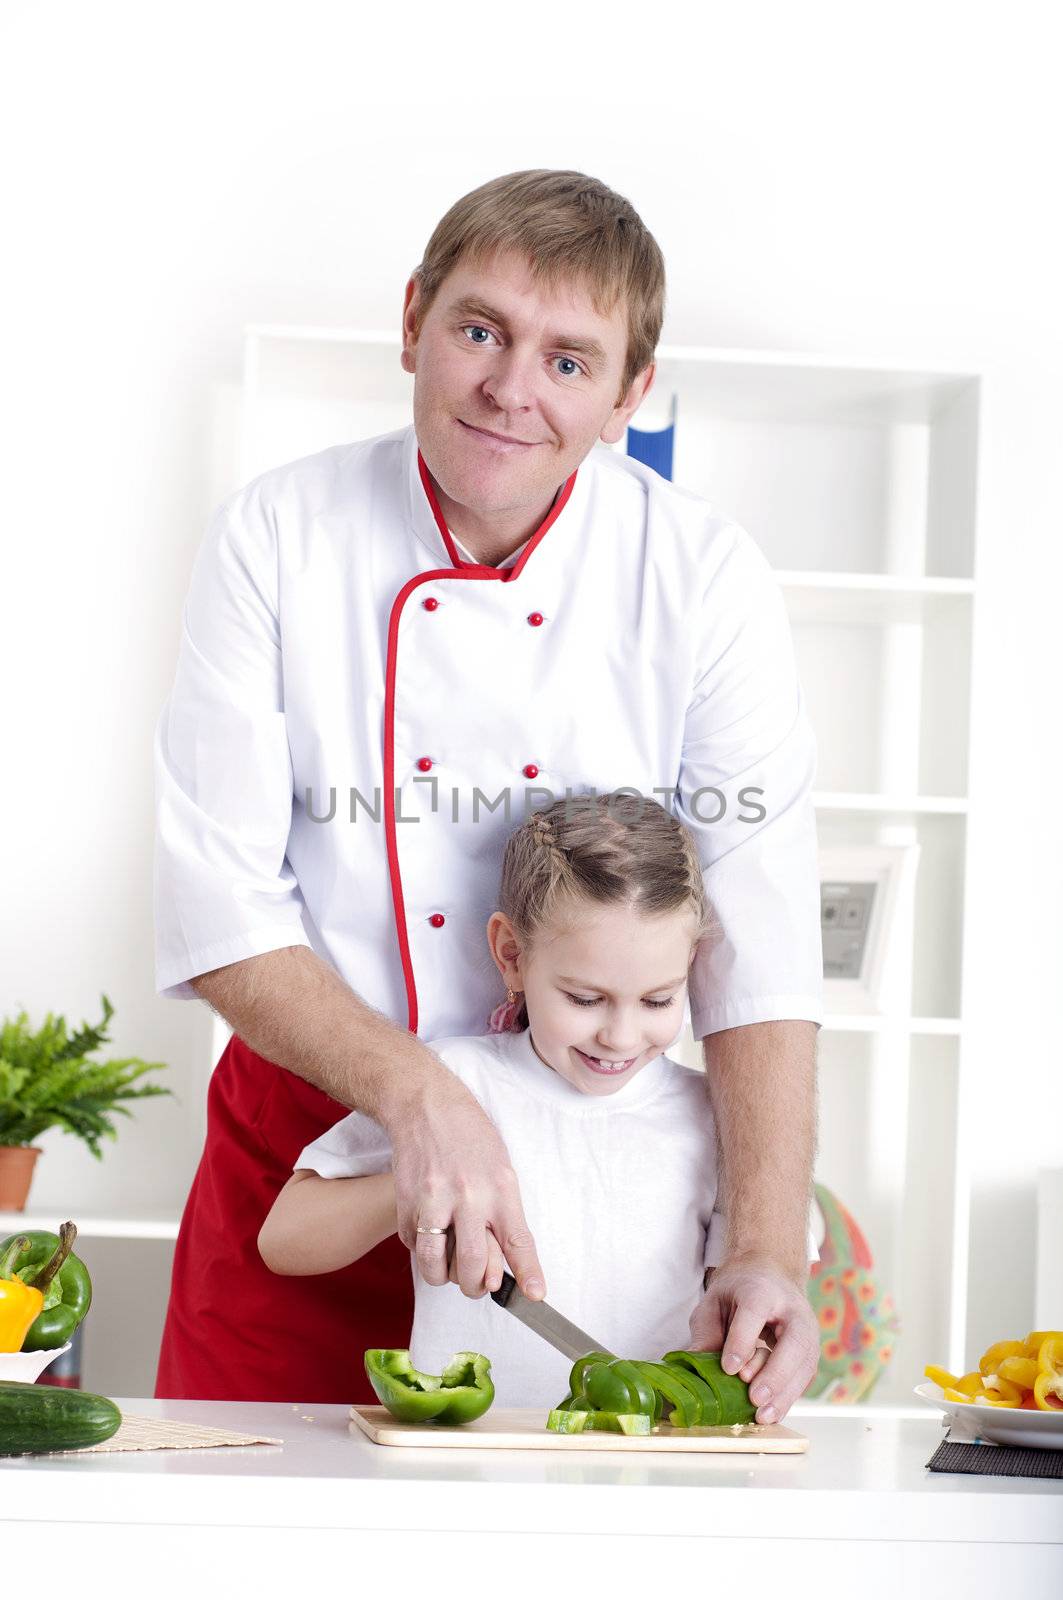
<box><xmin>490</xmin><ymin>1272</ymin><xmax>616</xmax><ymax>1361</ymax></box>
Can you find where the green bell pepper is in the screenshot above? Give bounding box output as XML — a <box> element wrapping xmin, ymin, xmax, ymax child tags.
<box><xmin>364</xmin><ymin>1348</ymin><xmax>494</xmax><ymax>1425</ymax></box>
<box><xmin>664</xmin><ymin>1350</ymin><xmax>757</xmax><ymax>1425</ymax></box>
<box><xmin>0</xmin><ymin>1222</ymin><xmax>92</xmax><ymax>1352</ymax></box>
<box><xmin>631</xmin><ymin>1359</ymin><xmax>711</xmax><ymax>1428</ymax></box>
<box><xmin>547</xmin><ymin>1408</ymin><xmax>651</xmax><ymax>1435</ymax></box>
<box><xmin>578</xmin><ymin>1356</ymin><xmax>657</xmax><ymax>1417</ymax></box>
<box><xmin>549</xmin><ymin>1350</ymin><xmax>757</xmax><ymax>1433</ymax></box>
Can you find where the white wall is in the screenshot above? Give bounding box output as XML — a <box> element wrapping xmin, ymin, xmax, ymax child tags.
<box><xmin>3</xmin><ymin>1</ymin><xmax>1061</xmax><ymax>1362</ymax></box>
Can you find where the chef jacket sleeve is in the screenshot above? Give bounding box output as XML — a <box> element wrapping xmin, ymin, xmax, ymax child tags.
<box><xmin>153</xmin><ymin>486</ymin><xmax>312</xmax><ymax>999</ymax></box>
<box><xmin>679</xmin><ymin>524</ymin><xmax>823</xmax><ymax>1038</ymax></box>
<box><xmin>294</xmin><ymin>1111</ymin><xmax>394</xmax><ymax>1179</ymax></box>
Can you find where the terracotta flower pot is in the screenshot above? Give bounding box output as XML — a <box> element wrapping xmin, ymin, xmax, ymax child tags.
<box><xmin>0</xmin><ymin>1146</ymin><xmax>42</xmax><ymax>1211</ymax></box>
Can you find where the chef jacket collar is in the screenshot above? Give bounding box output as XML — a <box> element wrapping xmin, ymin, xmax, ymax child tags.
<box><xmin>402</xmin><ymin>423</ymin><xmax>582</xmax><ymax>577</ymax></box>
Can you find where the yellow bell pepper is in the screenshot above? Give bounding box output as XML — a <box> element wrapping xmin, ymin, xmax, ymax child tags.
<box><xmin>0</xmin><ymin>1236</ymin><xmax>44</xmax><ymax>1353</ymax></box>
<box><xmin>954</xmin><ymin>1370</ymin><xmax>988</xmax><ymax>1397</ymax></box>
<box><xmin>943</xmin><ymin>1385</ymin><xmax>1014</xmax><ymax>1407</ymax></box>
<box><xmin>1025</xmin><ymin>1330</ymin><xmax>1063</xmax><ymax>1358</ymax></box>
<box><xmin>983</xmin><ymin>1373</ymin><xmax>1024</xmax><ymax>1405</ymax></box>
<box><xmin>997</xmin><ymin>1355</ymin><xmax>1039</xmax><ymax>1390</ymax></box>
<box><xmin>924</xmin><ymin>1364</ymin><xmax>958</xmax><ymax>1390</ymax></box>
<box><xmin>1033</xmin><ymin>1335</ymin><xmax>1063</xmax><ymax>1411</ymax></box>
<box><xmin>979</xmin><ymin>1339</ymin><xmax>1026</xmax><ymax>1375</ymax></box>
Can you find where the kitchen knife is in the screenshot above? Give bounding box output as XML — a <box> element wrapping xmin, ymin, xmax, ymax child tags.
<box><xmin>490</xmin><ymin>1272</ymin><xmax>616</xmax><ymax>1361</ymax></box>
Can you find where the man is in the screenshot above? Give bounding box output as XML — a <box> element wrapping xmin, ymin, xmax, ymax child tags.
<box><xmin>154</xmin><ymin>169</ymin><xmax>822</xmax><ymax>1423</ymax></box>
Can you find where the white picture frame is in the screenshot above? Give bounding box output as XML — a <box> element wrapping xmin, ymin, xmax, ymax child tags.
<box><xmin>819</xmin><ymin>843</ymin><xmax>921</xmax><ymax>1013</ymax></box>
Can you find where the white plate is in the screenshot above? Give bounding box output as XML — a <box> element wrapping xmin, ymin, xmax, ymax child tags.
<box><xmin>0</xmin><ymin>1343</ymin><xmax>71</xmax><ymax>1383</ymax></box>
<box><xmin>914</xmin><ymin>1381</ymin><xmax>1063</xmax><ymax>1450</ymax></box>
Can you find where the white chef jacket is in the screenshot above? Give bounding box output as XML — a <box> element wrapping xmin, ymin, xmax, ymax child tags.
<box><xmin>153</xmin><ymin>423</ymin><xmax>823</xmax><ymax>1039</ymax></box>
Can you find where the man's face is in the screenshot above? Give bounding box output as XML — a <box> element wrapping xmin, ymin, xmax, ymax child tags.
<box><xmin>401</xmin><ymin>248</ymin><xmax>654</xmax><ymax>517</ymax></box>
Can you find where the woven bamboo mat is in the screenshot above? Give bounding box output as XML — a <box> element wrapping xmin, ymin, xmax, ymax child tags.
<box><xmin>40</xmin><ymin>1413</ymin><xmax>282</xmax><ymax>1455</ymax></box>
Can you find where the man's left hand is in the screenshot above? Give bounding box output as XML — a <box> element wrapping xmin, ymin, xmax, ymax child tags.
<box><xmin>689</xmin><ymin>1253</ymin><xmax>820</xmax><ymax>1424</ymax></box>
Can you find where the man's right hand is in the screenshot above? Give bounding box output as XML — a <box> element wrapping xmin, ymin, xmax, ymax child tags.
<box><xmin>189</xmin><ymin>946</ymin><xmax>546</xmax><ymax>1301</ymax></box>
<box><xmin>380</xmin><ymin>1064</ymin><xmax>546</xmax><ymax>1303</ymax></box>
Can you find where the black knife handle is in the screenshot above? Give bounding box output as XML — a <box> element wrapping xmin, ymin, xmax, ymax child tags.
<box><xmin>490</xmin><ymin>1270</ymin><xmax>518</xmax><ymax>1308</ymax></box>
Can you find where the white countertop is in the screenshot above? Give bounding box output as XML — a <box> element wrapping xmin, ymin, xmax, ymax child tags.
<box><xmin>0</xmin><ymin>1398</ymin><xmax>1059</xmax><ymax>1536</ymax></box>
<box><xmin>3</xmin><ymin>1399</ymin><xmax>1060</xmax><ymax>1597</ymax></box>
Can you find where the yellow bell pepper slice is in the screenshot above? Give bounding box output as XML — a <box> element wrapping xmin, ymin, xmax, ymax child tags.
<box><xmin>983</xmin><ymin>1373</ymin><xmax>1024</xmax><ymax>1404</ymax></box>
<box><xmin>943</xmin><ymin>1385</ymin><xmax>1013</xmax><ymax>1407</ymax></box>
<box><xmin>1033</xmin><ymin>1335</ymin><xmax>1063</xmax><ymax>1411</ymax></box>
<box><xmin>924</xmin><ymin>1364</ymin><xmax>958</xmax><ymax>1390</ymax></box>
<box><xmin>1025</xmin><ymin>1330</ymin><xmax>1063</xmax><ymax>1358</ymax></box>
<box><xmin>954</xmin><ymin>1370</ymin><xmax>988</xmax><ymax>1397</ymax></box>
<box><xmin>979</xmin><ymin>1339</ymin><xmax>1026</xmax><ymax>1375</ymax></box>
<box><xmin>997</xmin><ymin>1355</ymin><xmax>1039</xmax><ymax>1390</ymax></box>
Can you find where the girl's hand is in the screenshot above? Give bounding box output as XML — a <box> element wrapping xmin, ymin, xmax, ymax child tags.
<box><xmin>445</xmin><ymin>1226</ymin><xmax>507</xmax><ymax>1298</ymax></box>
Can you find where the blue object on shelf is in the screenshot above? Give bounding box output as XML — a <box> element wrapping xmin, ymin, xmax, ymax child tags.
<box><xmin>626</xmin><ymin>393</ymin><xmax>678</xmax><ymax>481</ymax></box>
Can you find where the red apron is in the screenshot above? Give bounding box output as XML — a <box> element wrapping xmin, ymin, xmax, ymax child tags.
<box><xmin>155</xmin><ymin>1032</ymin><xmax>412</xmax><ymax>1402</ymax></box>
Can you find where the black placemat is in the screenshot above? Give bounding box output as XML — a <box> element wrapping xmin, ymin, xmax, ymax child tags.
<box><xmin>927</xmin><ymin>1439</ymin><xmax>1063</xmax><ymax>1478</ymax></box>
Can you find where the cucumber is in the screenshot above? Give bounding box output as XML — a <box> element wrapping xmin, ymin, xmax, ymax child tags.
<box><xmin>0</xmin><ymin>1380</ymin><xmax>122</xmax><ymax>1454</ymax></box>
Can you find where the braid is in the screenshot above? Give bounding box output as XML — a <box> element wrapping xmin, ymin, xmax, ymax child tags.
<box><xmin>529</xmin><ymin>810</ymin><xmax>572</xmax><ymax>897</ymax></box>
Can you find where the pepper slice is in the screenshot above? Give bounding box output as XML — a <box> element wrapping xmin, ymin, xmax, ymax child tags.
<box><xmin>979</xmin><ymin>1339</ymin><xmax>1027</xmax><ymax>1376</ymax></box>
<box><xmin>579</xmin><ymin>1357</ymin><xmax>657</xmax><ymax>1417</ymax></box>
<box><xmin>1033</xmin><ymin>1335</ymin><xmax>1063</xmax><ymax>1411</ymax></box>
<box><xmin>363</xmin><ymin>1349</ymin><xmax>494</xmax><ymax>1425</ymax></box>
<box><xmin>546</xmin><ymin>1408</ymin><xmax>651</xmax><ymax>1436</ymax></box>
<box><xmin>664</xmin><ymin>1350</ymin><xmax>758</xmax><ymax>1426</ymax></box>
<box><xmin>632</xmin><ymin>1360</ymin><xmax>716</xmax><ymax>1427</ymax></box>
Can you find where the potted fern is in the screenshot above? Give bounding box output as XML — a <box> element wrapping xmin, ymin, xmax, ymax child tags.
<box><xmin>0</xmin><ymin>995</ymin><xmax>171</xmax><ymax>1211</ymax></box>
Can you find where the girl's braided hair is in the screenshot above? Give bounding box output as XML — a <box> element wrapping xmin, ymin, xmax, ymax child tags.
<box><xmin>491</xmin><ymin>792</ymin><xmax>716</xmax><ymax>1032</ymax></box>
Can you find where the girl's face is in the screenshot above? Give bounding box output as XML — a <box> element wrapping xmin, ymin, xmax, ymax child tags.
<box><xmin>488</xmin><ymin>901</ymin><xmax>700</xmax><ymax>1097</ymax></box>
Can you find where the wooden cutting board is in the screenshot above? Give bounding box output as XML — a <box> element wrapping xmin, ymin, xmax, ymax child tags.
<box><xmin>350</xmin><ymin>1405</ymin><xmax>808</xmax><ymax>1453</ymax></box>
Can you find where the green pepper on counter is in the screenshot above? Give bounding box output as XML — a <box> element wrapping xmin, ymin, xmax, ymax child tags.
<box><xmin>0</xmin><ymin>1223</ymin><xmax>92</xmax><ymax>1352</ymax></box>
<box><xmin>364</xmin><ymin>1348</ymin><xmax>495</xmax><ymax>1425</ymax></box>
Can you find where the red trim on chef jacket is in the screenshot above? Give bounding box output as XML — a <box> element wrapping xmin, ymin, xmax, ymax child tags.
<box><xmin>385</xmin><ymin>453</ymin><xmax>577</xmax><ymax>1033</ymax></box>
<box><xmin>155</xmin><ymin>452</ymin><xmax>576</xmax><ymax>1404</ymax></box>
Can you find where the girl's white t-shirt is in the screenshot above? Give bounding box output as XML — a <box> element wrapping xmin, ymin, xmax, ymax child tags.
<box><xmin>295</xmin><ymin>1027</ymin><xmax>728</xmax><ymax>1407</ymax></box>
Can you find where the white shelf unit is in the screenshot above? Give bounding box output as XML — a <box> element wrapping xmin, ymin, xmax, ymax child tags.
<box><xmin>236</xmin><ymin>324</ymin><xmax>981</xmax><ymax>1406</ymax></box>
<box><xmin>46</xmin><ymin>329</ymin><xmax>977</xmax><ymax>1402</ymax></box>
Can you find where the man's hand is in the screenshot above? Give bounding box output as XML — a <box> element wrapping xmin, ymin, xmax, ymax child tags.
<box><xmin>189</xmin><ymin>946</ymin><xmax>547</xmax><ymax>1304</ymax></box>
<box><xmin>384</xmin><ymin>1068</ymin><xmax>546</xmax><ymax>1303</ymax></box>
<box><xmin>689</xmin><ymin>1253</ymin><xmax>819</xmax><ymax>1424</ymax></box>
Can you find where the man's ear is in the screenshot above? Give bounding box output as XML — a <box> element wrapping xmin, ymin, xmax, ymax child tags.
<box><xmin>400</xmin><ymin>274</ymin><xmax>421</xmax><ymax>376</ymax></box>
<box><xmin>600</xmin><ymin>360</ymin><xmax>656</xmax><ymax>446</ymax></box>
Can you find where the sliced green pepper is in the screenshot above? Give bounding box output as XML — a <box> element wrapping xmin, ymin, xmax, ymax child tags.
<box><xmin>549</xmin><ymin>1349</ymin><xmax>756</xmax><ymax>1435</ymax></box>
<box><xmin>0</xmin><ymin>1224</ymin><xmax>92</xmax><ymax>1352</ymax></box>
<box><xmin>580</xmin><ymin>1357</ymin><xmax>657</xmax><ymax>1416</ymax></box>
<box><xmin>364</xmin><ymin>1348</ymin><xmax>494</xmax><ymax>1425</ymax></box>
<box><xmin>632</xmin><ymin>1360</ymin><xmax>709</xmax><ymax>1428</ymax></box>
<box><xmin>664</xmin><ymin>1350</ymin><xmax>757</xmax><ymax>1425</ymax></box>
<box><xmin>547</xmin><ymin>1408</ymin><xmax>651</xmax><ymax>1435</ymax></box>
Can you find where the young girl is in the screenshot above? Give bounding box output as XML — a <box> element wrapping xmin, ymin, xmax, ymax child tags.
<box><xmin>258</xmin><ymin>792</ymin><xmax>770</xmax><ymax>1408</ymax></box>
